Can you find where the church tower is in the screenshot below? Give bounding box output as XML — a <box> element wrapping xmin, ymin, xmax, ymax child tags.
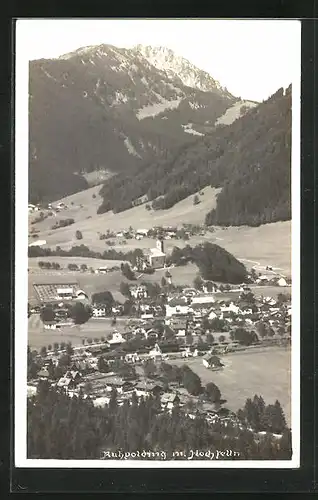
<box><xmin>156</xmin><ymin>238</ymin><xmax>164</xmax><ymax>253</ymax></box>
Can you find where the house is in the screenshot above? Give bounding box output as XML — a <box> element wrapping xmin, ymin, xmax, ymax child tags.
<box><xmin>202</xmin><ymin>282</ymin><xmax>218</xmax><ymax>293</ymax></box>
<box><xmin>92</xmin><ymin>305</ymin><xmax>107</xmax><ymax>317</ymax></box>
<box><xmin>220</xmin><ymin>302</ymin><xmax>240</xmax><ymax>314</ymax></box>
<box><xmin>105</xmin><ymin>377</ymin><xmax>134</xmax><ymax>393</ymax></box>
<box><xmin>277</xmin><ymin>277</ymin><xmax>288</xmax><ymax>287</ymax></box>
<box><xmin>169</xmin><ymin>316</ymin><xmax>188</xmax><ymax>332</ymax></box>
<box><xmin>27</xmin><ymin>385</ymin><xmax>37</xmax><ymax>397</ymax></box>
<box><xmin>57</xmin><ymin>376</ymin><xmax>77</xmax><ymax>391</ymax></box>
<box><xmin>136</xmin><ymin>229</ymin><xmax>149</xmax><ymax>237</ymax></box>
<box><xmin>44</xmin><ymin>322</ymin><xmax>56</xmax><ymax>330</ymax></box>
<box><xmin>37</xmin><ymin>367</ymin><xmax>50</xmax><ymax>379</ymax></box>
<box><xmin>134</xmin><ymin>381</ymin><xmax>164</xmax><ymax>398</ymax></box>
<box><xmin>75</xmin><ymin>289</ymin><xmax>89</xmax><ymax>300</ymax></box>
<box><xmin>192</xmin><ymin>294</ymin><xmax>216</xmax><ymax>305</ymax></box>
<box><xmin>64</xmin><ymin>370</ymin><xmax>82</xmax><ymax>384</ymax></box>
<box><xmin>124</xmin><ymin>352</ymin><xmax>140</xmax><ymax>363</ymax></box>
<box><xmin>190</xmin><ymin>302</ymin><xmax>214</xmax><ymax>317</ymax></box>
<box><xmin>166</xmin><ymin>300</ymin><xmax>190</xmax><ymax>317</ymax></box>
<box><xmin>130</xmin><ymin>285</ymin><xmax>148</xmax><ymax>299</ymax></box>
<box><xmin>161</xmin><ymin>392</ymin><xmax>180</xmax><ymax>410</ymax></box>
<box><xmin>96</xmin><ymin>266</ymin><xmax>108</xmax><ymax>274</ymax></box>
<box><xmin>56</xmin><ymin>287</ymin><xmax>74</xmax><ymax>300</ymax></box>
<box><xmin>107</xmin><ymin>332</ymin><xmax>125</xmax><ymax>347</ymax></box>
<box><xmin>93</xmin><ymin>396</ymin><xmax>111</xmax><ymax>408</ymax></box>
<box><xmin>202</xmin><ymin>355</ymin><xmax>224</xmax><ymax>370</ymax></box>
<box><xmin>148</xmin><ymin>343</ymin><xmax>163</xmax><ymax>361</ymax></box>
<box><xmin>182</xmin><ymin>288</ymin><xmax>198</xmax><ymax>298</ymax></box>
<box><xmin>144</xmin><ymin>328</ymin><xmax>159</xmax><ymax>340</ymax></box>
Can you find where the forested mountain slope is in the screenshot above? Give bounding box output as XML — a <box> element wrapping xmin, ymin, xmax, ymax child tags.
<box><xmin>29</xmin><ymin>44</ymin><xmax>238</xmax><ymax>202</ymax></box>
<box><xmin>98</xmin><ymin>86</ymin><xmax>291</xmax><ymax>227</ymax></box>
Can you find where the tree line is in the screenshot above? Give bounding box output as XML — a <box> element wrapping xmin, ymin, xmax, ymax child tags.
<box><xmin>27</xmin><ymin>382</ymin><xmax>291</xmax><ymax>460</ymax></box>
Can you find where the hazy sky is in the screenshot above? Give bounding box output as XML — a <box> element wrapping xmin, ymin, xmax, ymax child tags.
<box><xmin>17</xmin><ymin>19</ymin><xmax>301</xmax><ymax>101</ymax></box>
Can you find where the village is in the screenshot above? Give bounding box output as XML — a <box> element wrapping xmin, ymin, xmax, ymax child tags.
<box><xmin>27</xmin><ymin>231</ymin><xmax>292</xmax><ymax>437</ymax></box>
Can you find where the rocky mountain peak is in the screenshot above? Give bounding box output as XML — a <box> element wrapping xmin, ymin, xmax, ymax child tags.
<box><xmin>132</xmin><ymin>44</ymin><xmax>230</xmax><ymax>96</ymax></box>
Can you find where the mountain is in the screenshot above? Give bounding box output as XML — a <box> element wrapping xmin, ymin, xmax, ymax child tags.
<box><xmin>98</xmin><ymin>86</ymin><xmax>291</xmax><ymax>227</ymax></box>
<box><xmin>29</xmin><ymin>44</ymin><xmax>243</xmax><ymax>203</ymax></box>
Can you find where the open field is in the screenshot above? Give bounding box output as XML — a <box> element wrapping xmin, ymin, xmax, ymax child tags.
<box><xmin>170</xmin><ymin>346</ymin><xmax>291</xmax><ymax>424</ymax></box>
<box><xmin>28</xmin><ymin>257</ymin><xmax>291</xmax><ymax>307</ymax></box>
<box><xmin>28</xmin><ymin>316</ymin><xmax>131</xmax><ymax>349</ymax></box>
<box><xmin>29</xmin><ymin>194</ymin><xmax>291</xmax><ymax>276</ymax></box>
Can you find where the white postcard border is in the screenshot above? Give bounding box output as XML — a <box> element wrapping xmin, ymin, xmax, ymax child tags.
<box><xmin>14</xmin><ymin>19</ymin><xmax>301</xmax><ymax>469</ymax></box>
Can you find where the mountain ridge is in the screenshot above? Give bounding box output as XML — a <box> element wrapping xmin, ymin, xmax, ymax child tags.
<box><xmin>29</xmin><ymin>43</ymin><xmax>244</xmax><ymax>203</ymax></box>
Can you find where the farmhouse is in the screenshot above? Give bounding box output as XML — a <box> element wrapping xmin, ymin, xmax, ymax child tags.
<box><xmin>161</xmin><ymin>393</ymin><xmax>180</xmax><ymax>410</ymax></box>
<box><xmin>166</xmin><ymin>298</ymin><xmax>190</xmax><ymax>317</ymax></box>
<box><xmin>92</xmin><ymin>305</ymin><xmax>107</xmax><ymax>317</ymax></box>
<box><xmin>202</xmin><ymin>355</ymin><xmax>224</xmax><ymax>370</ymax></box>
<box><xmin>130</xmin><ymin>285</ymin><xmax>148</xmax><ymax>299</ymax></box>
<box><xmin>107</xmin><ymin>332</ymin><xmax>125</xmax><ymax>347</ymax></box>
<box><xmin>192</xmin><ymin>294</ymin><xmax>216</xmax><ymax>305</ymax></box>
<box><xmin>148</xmin><ymin>343</ymin><xmax>163</xmax><ymax>361</ymax></box>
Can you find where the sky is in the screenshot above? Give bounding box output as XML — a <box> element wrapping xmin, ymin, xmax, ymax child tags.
<box><xmin>16</xmin><ymin>18</ymin><xmax>301</xmax><ymax>102</ymax></box>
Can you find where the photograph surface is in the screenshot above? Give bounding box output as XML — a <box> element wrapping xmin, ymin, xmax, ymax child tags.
<box><xmin>15</xmin><ymin>18</ymin><xmax>301</xmax><ymax>467</ymax></box>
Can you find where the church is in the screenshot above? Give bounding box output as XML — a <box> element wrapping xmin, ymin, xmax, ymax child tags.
<box><xmin>143</xmin><ymin>238</ymin><xmax>166</xmax><ymax>269</ymax></box>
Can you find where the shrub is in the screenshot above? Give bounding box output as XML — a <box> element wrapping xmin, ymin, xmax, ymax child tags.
<box><xmin>76</xmin><ymin>230</ymin><xmax>83</xmax><ymax>240</ymax></box>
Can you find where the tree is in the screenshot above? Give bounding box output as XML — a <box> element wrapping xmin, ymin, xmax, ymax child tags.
<box><xmin>181</xmin><ymin>366</ymin><xmax>202</xmax><ymax>396</ymax></box>
<box><xmin>232</xmin><ymin>328</ymin><xmax>258</xmax><ymax>346</ymax></box>
<box><xmin>256</xmin><ymin>322</ymin><xmax>268</xmax><ymax>338</ymax></box>
<box><xmin>47</xmin><ymin>344</ymin><xmax>52</xmax><ymax>351</ymax></box>
<box><xmin>80</xmin><ymin>263</ymin><xmax>88</xmax><ymax>272</ymax></box>
<box><xmin>92</xmin><ymin>291</ymin><xmax>114</xmax><ymax>308</ymax></box>
<box><xmin>121</xmin><ymin>263</ymin><xmax>136</xmax><ymax>280</ymax></box>
<box><xmin>53</xmin><ymin>342</ymin><xmax>59</xmax><ymax>351</ymax></box>
<box><xmin>193</xmin><ymin>195</ymin><xmax>200</xmax><ymax>205</ymax></box>
<box><xmin>97</xmin><ymin>356</ymin><xmax>109</xmax><ymax>373</ymax></box>
<box><xmin>161</xmin><ymin>277</ymin><xmax>167</xmax><ymax>287</ymax></box>
<box><xmin>75</xmin><ymin>230</ymin><xmax>83</xmax><ymax>240</ymax></box>
<box><xmin>66</xmin><ymin>342</ymin><xmax>74</xmax><ymax>356</ymax></box>
<box><xmin>193</xmin><ymin>275</ymin><xmax>203</xmax><ymax>291</ymax></box>
<box><xmin>40</xmin><ymin>346</ymin><xmax>47</xmax><ymax>357</ymax></box>
<box><xmin>71</xmin><ymin>302</ymin><xmax>92</xmax><ymax>325</ymax></box>
<box><xmin>123</xmin><ymin>299</ymin><xmax>135</xmax><ymax>316</ymax></box>
<box><xmin>58</xmin><ymin>353</ymin><xmax>71</xmax><ymax>368</ymax></box>
<box><xmin>209</xmin><ymin>317</ymin><xmax>227</xmax><ymax>332</ymax></box>
<box><xmin>218</xmin><ymin>335</ymin><xmax>226</xmax><ymax>343</ymax></box>
<box><xmin>143</xmin><ymin>359</ymin><xmax>157</xmax><ymax>379</ymax></box>
<box><xmin>206</xmin><ymin>333</ymin><xmax>215</xmax><ymax>345</ymax></box>
<box><xmin>277</xmin><ymin>293</ymin><xmax>290</xmax><ymax>305</ymax></box>
<box><xmin>185</xmin><ymin>334</ymin><xmax>193</xmax><ymax>345</ymax></box>
<box><xmin>119</xmin><ymin>282</ymin><xmax>131</xmax><ymax>297</ymax></box>
<box><xmin>261</xmin><ymin>400</ymin><xmax>287</xmax><ymax>434</ymax></box>
<box><xmin>40</xmin><ymin>304</ymin><xmax>55</xmax><ymax>323</ymax></box>
<box><xmin>205</xmin><ymin>382</ymin><xmax>221</xmax><ymax>403</ymax></box>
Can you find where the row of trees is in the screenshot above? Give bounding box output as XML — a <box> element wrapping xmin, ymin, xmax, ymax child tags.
<box><xmin>29</xmin><ymin>243</ymin><xmax>143</xmax><ymax>267</ymax></box>
<box><xmin>40</xmin><ymin>302</ymin><xmax>92</xmax><ymax>325</ymax></box>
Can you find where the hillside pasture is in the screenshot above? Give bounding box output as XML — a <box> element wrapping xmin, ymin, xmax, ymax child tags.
<box><xmin>29</xmin><ymin>186</ymin><xmax>220</xmax><ymax>244</ymax></box>
<box><xmin>29</xmin><ymin>182</ymin><xmax>291</xmax><ymax>276</ymax></box>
